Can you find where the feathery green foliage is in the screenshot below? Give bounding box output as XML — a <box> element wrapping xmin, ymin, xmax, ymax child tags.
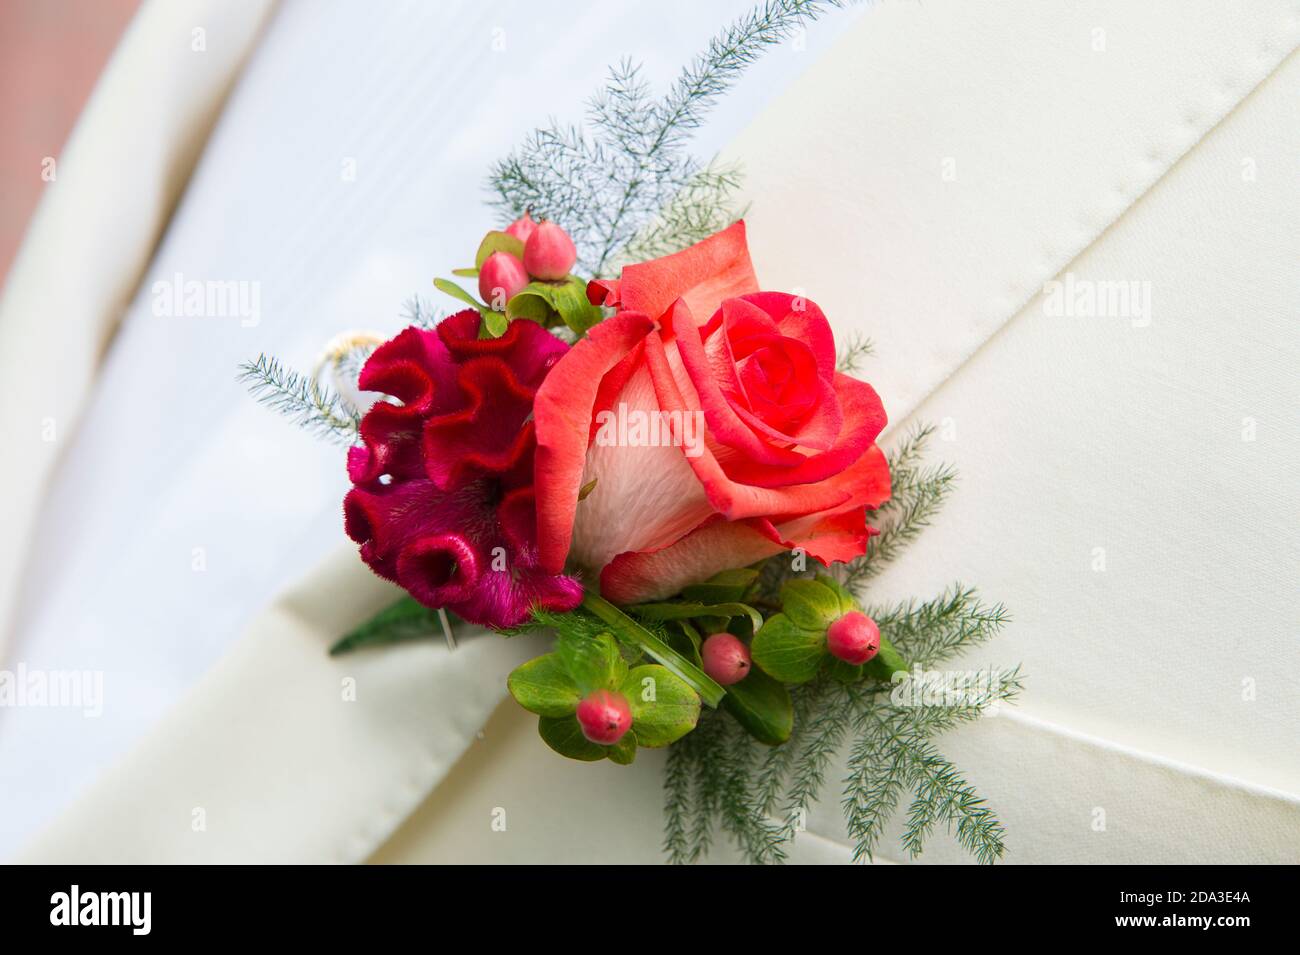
<box><xmin>871</xmin><ymin>587</ymin><xmax>1010</xmax><ymax>668</ymax></box>
<box><xmin>616</xmin><ymin>162</ymin><xmax>747</xmax><ymax>269</ymax></box>
<box><xmin>845</xmin><ymin>425</ymin><xmax>957</xmax><ymax>588</ymax></box>
<box><xmin>488</xmin><ymin>0</ymin><xmax>853</xmax><ymax>276</ymax></box>
<box><xmin>237</xmin><ymin>354</ymin><xmax>359</xmax><ymax>445</ymax></box>
<box><xmin>835</xmin><ymin>332</ymin><xmax>876</xmax><ymax>374</ymax></box>
<box><xmin>665</xmin><ymin>642</ymin><xmax>1019</xmax><ymax>864</ymax></box>
<box><xmin>662</xmin><ymin>728</ymin><xmax>696</xmax><ymax>863</ymax></box>
<box><xmin>665</xmin><ymin>420</ymin><xmax>1019</xmax><ymax>865</ymax></box>
<box><xmin>755</xmin><ymin>423</ymin><xmax>954</xmax><ymax>602</ymax></box>
<box><xmin>715</xmin><ymin>715</ymin><xmax>789</xmax><ymax>864</ymax></box>
<box><xmin>401</xmin><ymin>294</ymin><xmax>444</xmax><ymax>330</ymax></box>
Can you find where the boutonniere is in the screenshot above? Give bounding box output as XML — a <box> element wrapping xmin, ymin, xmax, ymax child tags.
<box><xmin>241</xmin><ymin>0</ymin><xmax>1020</xmax><ymax>864</ymax></box>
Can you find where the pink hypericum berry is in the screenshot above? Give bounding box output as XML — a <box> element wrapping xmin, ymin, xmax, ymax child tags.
<box><xmin>522</xmin><ymin>220</ymin><xmax>578</xmax><ymax>281</ymax></box>
<box><xmin>478</xmin><ymin>251</ymin><xmax>529</xmax><ymax>308</ymax></box>
<box><xmin>701</xmin><ymin>632</ymin><xmax>752</xmax><ymax>686</ymax></box>
<box><xmin>826</xmin><ymin>611</ymin><xmax>881</xmax><ymax>665</ymax></box>
<box><xmin>575</xmin><ymin>689</ymin><xmax>632</xmax><ymax>745</ymax></box>
<box><xmin>504</xmin><ymin>210</ymin><xmax>537</xmax><ymax>243</ymax></box>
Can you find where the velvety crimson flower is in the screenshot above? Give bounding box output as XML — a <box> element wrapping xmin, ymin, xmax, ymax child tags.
<box><xmin>344</xmin><ymin>310</ymin><xmax>583</xmax><ymax>629</ymax></box>
<box><xmin>533</xmin><ymin>221</ymin><xmax>890</xmax><ymax>604</ymax></box>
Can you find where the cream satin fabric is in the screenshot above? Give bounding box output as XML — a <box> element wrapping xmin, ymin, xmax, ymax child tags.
<box><xmin>14</xmin><ymin>0</ymin><xmax>1300</xmax><ymax>863</ymax></box>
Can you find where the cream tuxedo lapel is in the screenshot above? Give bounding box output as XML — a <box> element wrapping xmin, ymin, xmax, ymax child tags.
<box><xmin>722</xmin><ymin>0</ymin><xmax>1300</xmax><ymax>862</ymax></box>
<box><xmin>725</xmin><ymin>0</ymin><xmax>1300</xmax><ymax>436</ymax></box>
<box><xmin>18</xmin><ymin>548</ymin><xmax>545</xmax><ymax>863</ymax></box>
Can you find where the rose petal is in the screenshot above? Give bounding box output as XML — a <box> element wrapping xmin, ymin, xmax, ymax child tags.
<box><xmin>533</xmin><ymin>310</ymin><xmax>657</xmax><ymax>574</ymax></box>
<box><xmin>766</xmin><ymin>506</ymin><xmax>876</xmax><ymax>566</ymax></box>
<box><xmin>669</xmin><ymin>299</ymin><xmax>805</xmax><ymax>467</ymax></box>
<box><xmin>567</xmin><ymin>363</ymin><xmax>715</xmax><ymax>572</ymax></box>
<box><xmin>737</xmin><ymin>292</ymin><xmax>837</xmax><ymax>379</ymax></box>
<box><xmin>732</xmin><ymin>371</ymin><xmax>842</xmax><ymax>451</ymax></box>
<box><xmin>644</xmin><ymin>329</ymin><xmax>881</xmax><ymax>517</ymax></box>
<box><xmin>587</xmin><ymin>277</ymin><xmax>621</xmax><ymax>307</ymax></box>
<box><xmin>598</xmin><ymin>445</ymin><xmax>888</xmax><ymax>604</ymax></box>
<box><xmin>722</xmin><ymin>373</ymin><xmax>887</xmax><ymax>489</ymax></box>
<box><xmin>600</xmin><ymin>516</ymin><xmax>786</xmax><ymax>604</ymax></box>
<box><xmin>615</xmin><ymin>220</ymin><xmax>758</xmax><ymax>326</ymax></box>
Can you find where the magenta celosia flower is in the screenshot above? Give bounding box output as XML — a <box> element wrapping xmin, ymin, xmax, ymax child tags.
<box><xmin>343</xmin><ymin>310</ymin><xmax>583</xmax><ymax>629</ymax></box>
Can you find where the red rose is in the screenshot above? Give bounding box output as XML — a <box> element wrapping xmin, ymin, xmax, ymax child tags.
<box><xmin>533</xmin><ymin>222</ymin><xmax>890</xmax><ymax>603</ymax></box>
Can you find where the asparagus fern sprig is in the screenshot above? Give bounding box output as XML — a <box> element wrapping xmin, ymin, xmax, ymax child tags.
<box><xmin>488</xmin><ymin>0</ymin><xmax>854</xmax><ymax>276</ymax></box>
<box><xmin>236</xmin><ymin>354</ymin><xmax>359</xmax><ymax>445</ymax></box>
<box><xmin>664</xmin><ymin>421</ymin><xmax>1019</xmax><ymax>865</ymax></box>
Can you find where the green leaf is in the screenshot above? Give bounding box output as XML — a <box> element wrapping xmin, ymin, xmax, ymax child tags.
<box><xmin>669</xmin><ymin>619</ymin><xmax>705</xmax><ymax>668</ymax></box>
<box><xmin>682</xmin><ymin>568</ymin><xmax>759</xmax><ymax>604</ymax></box>
<box><xmin>556</xmin><ymin>630</ymin><xmax>625</xmax><ymax>695</ymax></box>
<box><xmin>780</xmin><ymin>578</ymin><xmax>844</xmax><ymax>631</ymax></box>
<box><xmin>614</xmin><ymin>638</ymin><xmax>644</xmax><ymax>668</ymax></box>
<box><xmin>629</xmin><ymin>600</ymin><xmax>763</xmax><ymax>635</ymax></box>
<box><xmin>480</xmin><ymin>308</ymin><xmax>508</xmax><ymax>338</ymax></box>
<box><xmin>815</xmin><ymin>573</ymin><xmax>859</xmax><ymax>616</ymax></box>
<box><xmin>506</xmin><ymin>276</ymin><xmax>603</xmax><ymax>334</ymax></box>
<box><xmin>328</xmin><ymin>597</ymin><xmax>437</xmax><ymax>655</ymax></box>
<box><xmin>722</xmin><ymin>667</ymin><xmax>793</xmax><ymax>745</ymax></box>
<box><xmin>825</xmin><ymin>658</ymin><xmax>864</xmax><ymax>684</ymax></box>
<box><xmin>751</xmin><ymin>613</ymin><xmax>825</xmax><ymax>684</ymax></box>
<box><xmin>537</xmin><ymin>715</ymin><xmax>606</xmax><ymax>761</ymax></box>
<box><xmin>621</xmin><ymin>665</ymin><xmax>701</xmax><ymax>747</ymax></box>
<box><xmin>864</xmin><ymin>636</ymin><xmax>909</xmax><ymax>683</ymax></box>
<box><xmin>606</xmin><ymin>729</ymin><xmax>638</xmax><ymax>765</ymax></box>
<box><xmin>581</xmin><ymin>592</ymin><xmax>726</xmax><ymax>708</ymax></box>
<box><xmin>474</xmin><ymin>230</ymin><xmax>525</xmax><ymax>269</ymax></box>
<box><xmin>503</xmin><ymin>289</ymin><xmax>551</xmax><ymax>324</ymax></box>
<box><xmin>433</xmin><ymin>277</ymin><xmax>486</xmax><ymax>312</ymax></box>
<box><xmin>450</xmin><ymin>267</ymin><xmax>479</xmax><ymax>278</ymax></box>
<box><xmin>506</xmin><ymin>653</ymin><xmax>581</xmax><ymax>717</ymax></box>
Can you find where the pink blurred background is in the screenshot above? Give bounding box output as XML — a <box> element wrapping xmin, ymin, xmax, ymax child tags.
<box><xmin>0</xmin><ymin>0</ymin><xmax>140</xmax><ymax>284</ymax></box>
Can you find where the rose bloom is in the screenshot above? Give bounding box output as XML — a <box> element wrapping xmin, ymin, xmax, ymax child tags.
<box><xmin>533</xmin><ymin>222</ymin><xmax>890</xmax><ymax>603</ymax></box>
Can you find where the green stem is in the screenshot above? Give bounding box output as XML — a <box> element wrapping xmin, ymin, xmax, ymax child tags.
<box><xmin>581</xmin><ymin>592</ymin><xmax>726</xmax><ymax>708</ymax></box>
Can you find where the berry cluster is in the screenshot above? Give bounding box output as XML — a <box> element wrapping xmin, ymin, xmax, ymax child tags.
<box><xmin>478</xmin><ymin>212</ymin><xmax>578</xmax><ymax>305</ymax></box>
